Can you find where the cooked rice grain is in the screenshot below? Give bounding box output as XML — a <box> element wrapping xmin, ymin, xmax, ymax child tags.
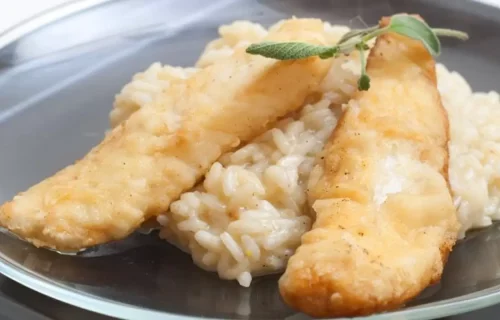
<box><xmin>437</xmin><ymin>64</ymin><xmax>500</xmax><ymax>237</ymax></box>
<box><xmin>158</xmin><ymin>96</ymin><xmax>340</xmax><ymax>286</ymax></box>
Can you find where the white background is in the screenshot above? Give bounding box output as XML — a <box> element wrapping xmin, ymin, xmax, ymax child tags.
<box><xmin>1</xmin><ymin>0</ymin><xmax>500</xmax><ymax>34</ymax></box>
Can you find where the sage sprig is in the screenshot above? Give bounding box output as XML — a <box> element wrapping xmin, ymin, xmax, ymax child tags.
<box><xmin>246</xmin><ymin>14</ymin><xmax>468</xmax><ymax>91</ymax></box>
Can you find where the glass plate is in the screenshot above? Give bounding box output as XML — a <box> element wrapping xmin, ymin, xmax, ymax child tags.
<box><xmin>0</xmin><ymin>0</ymin><xmax>500</xmax><ymax>319</ymax></box>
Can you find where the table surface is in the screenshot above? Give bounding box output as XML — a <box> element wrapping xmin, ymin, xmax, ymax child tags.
<box><xmin>1</xmin><ymin>0</ymin><xmax>500</xmax><ymax>319</ymax></box>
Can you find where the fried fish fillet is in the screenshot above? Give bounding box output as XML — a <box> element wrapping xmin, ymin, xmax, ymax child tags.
<box><xmin>0</xmin><ymin>19</ymin><xmax>332</xmax><ymax>252</ymax></box>
<box><xmin>279</xmin><ymin>16</ymin><xmax>460</xmax><ymax>317</ymax></box>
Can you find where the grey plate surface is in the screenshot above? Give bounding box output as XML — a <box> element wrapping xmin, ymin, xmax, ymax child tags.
<box><xmin>1</xmin><ymin>0</ymin><xmax>500</xmax><ymax>319</ymax></box>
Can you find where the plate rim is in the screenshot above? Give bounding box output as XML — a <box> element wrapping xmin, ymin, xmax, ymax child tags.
<box><xmin>2</xmin><ymin>239</ymin><xmax>500</xmax><ymax>320</ymax></box>
<box><xmin>0</xmin><ymin>0</ymin><xmax>114</xmax><ymax>53</ymax></box>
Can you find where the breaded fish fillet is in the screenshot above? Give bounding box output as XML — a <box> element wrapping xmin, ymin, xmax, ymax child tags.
<box><xmin>0</xmin><ymin>19</ymin><xmax>332</xmax><ymax>252</ymax></box>
<box><xmin>279</xmin><ymin>16</ymin><xmax>460</xmax><ymax>317</ymax></box>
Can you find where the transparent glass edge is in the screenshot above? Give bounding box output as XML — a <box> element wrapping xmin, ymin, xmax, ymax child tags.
<box><xmin>0</xmin><ymin>0</ymin><xmax>115</xmax><ymax>52</ymax></box>
<box><xmin>0</xmin><ymin>251</ymin><xmax>210</xmax><ymax>320</ymax></box>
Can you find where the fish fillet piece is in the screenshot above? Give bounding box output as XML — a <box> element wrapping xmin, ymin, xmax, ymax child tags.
<box><xmin>0</xmin><ymin>18</ymin><xmax>332</xmax><ymax>252</ymax></box>
<box><xmin>110</xmin><ymin>21</ymin><xmax>269</xmax><ymax>128</ymax></box>
<box><xmin>279</xmin><ymin>16</ymin><xmax>460</xmax><ymax>318</ymax></box>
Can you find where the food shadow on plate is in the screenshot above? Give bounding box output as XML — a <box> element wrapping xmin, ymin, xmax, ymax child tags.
<box><xmin>407</xmin><ymin>223</ymin><xmax>500</xmax><ymax>307</ymax></box>
<box><xmin>0</xmin><ymin>279</ymin><xmax>117</xmax><ymax>320</ymax></box>
<box><xmin>0</xmin><ymin>229</ymin><xmax>293</xmax><ymax>319</ymax></box>
<box><xmin>2</xmin><ymin>221</ymin><xmax>500</xmax><ymax>319</ymax></box>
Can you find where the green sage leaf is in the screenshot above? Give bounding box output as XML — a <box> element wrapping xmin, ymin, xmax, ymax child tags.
<box><xmin>245</xmin><ymin>41</ymin><xmax>338</xmax><ymax>60</ymax></box>
<box><xmin>245</xmin><ymin>14</ymin><xmax>468</xmax><ymax>92</ymax></box>
<box><xmin>389</xmin><ymin>14</ymin><xmax>441</xmax><ymax>56</ymax></box>
<box><xmin>358</xmin><ymin>74</ymin><xmax>371</xmax><ymax>91</ymax></box>
<box><xmin>432</xmin><ymin>28</ymin><xmax>469</xmax><ymax>41</ymax></box>
<box><xmin>357</xmin><ymin>42</ymin><xmax>370</xmax><ymax>91</ymax></box>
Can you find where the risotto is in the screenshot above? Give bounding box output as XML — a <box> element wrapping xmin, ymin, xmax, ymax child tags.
<box><xmin>111</xmin><ymin>20</ymin><xmax>500</xmax><ymax>287</ymax></box>
<box><xmin>437</xmin><ymin>64</ymin><xmax>500</xmax><ymax>237</ymax></box>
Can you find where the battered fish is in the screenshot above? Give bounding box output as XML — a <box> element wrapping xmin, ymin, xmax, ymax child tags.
<box><xmin>279</xmin><ymin>16</ymin><xmax>460</xmax><ymax>317</ymax></box>
<box><xmin>0</xmin><ymin>19</ymin><xmax>332</xmax><ymax>252</ymax></box>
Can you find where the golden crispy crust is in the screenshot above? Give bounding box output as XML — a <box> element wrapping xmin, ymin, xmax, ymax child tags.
<box><xmin>279</xmin><ymin>15</ymin><xmax>459</xmax><ymax>318</ymax></box>
<box><xmin>0</xmin><ymin>19</ymin><xmax>332</xmax><ymax>252</ymax></box>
